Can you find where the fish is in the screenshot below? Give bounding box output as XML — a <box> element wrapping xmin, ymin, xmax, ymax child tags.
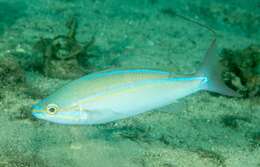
<box><xmin>32</xmin><ymin>38</ymin><xmax>240</xmax><ymax>125</ymax></box>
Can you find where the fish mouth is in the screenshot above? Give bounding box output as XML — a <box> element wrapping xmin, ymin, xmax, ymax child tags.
<box><xmin>32</xmin><ymin>111</ymin><xmax>44</xmax><ymax>119</ymax></box>
<box><xmin>31</xmin><ymin>103</ymin><xmax>45</xmax><ymax>119</ymax></box>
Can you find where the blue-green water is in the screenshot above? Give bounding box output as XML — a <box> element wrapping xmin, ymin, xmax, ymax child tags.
<box><xmin>0</xmin><ymin>0</ymin><xmax>259</xmax><ymax>167</ymax></box>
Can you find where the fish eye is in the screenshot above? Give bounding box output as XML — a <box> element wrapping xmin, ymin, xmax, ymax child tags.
<box><xmin>47</xmin><ymin>104</ymin><xmax>59</xmax><ymax>114</ymax></box>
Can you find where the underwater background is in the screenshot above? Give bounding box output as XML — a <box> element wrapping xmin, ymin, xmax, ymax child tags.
<box><xmin>0</xmin><ymin>0</ymin><xmax>259</xmax><ymax>166</ymax></box>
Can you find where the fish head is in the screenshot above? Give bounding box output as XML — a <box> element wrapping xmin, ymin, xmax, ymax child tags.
<box><xmin>32</xmin><ymin>99</ymin><xmax>89</xmax><ymax>125</ymax></box>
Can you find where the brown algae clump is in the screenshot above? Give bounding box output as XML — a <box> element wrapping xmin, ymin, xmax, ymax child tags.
<box><xmin>34</xmin><ymin>17</ymin><xmax>95</xmax><ymax>79</ymax></box>
<box><xmin>220</xmin><ymin>44</ymin><xmax>260</xmax><ymax>97</ymax></box>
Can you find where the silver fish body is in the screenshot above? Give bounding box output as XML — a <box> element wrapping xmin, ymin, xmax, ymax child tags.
<box><xmin>32</xmin><ymin>69</ymin><xmax>207</xmax><ymax>124</ymax></box>
<box><xmin>32</xmin><ymin>40</ymin><xmax>239</xmax><ymax>125</ymax></box>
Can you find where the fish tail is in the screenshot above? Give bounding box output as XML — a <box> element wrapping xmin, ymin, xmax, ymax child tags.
<box><xmin>197</xmin><ymin>38</ymin><xmax>240</xmax><ymax>97</ymax></box>
<box><xmin>171</xmin><ymin>13</ymin><xmax>239</xmax><ymax>96</ymax></box>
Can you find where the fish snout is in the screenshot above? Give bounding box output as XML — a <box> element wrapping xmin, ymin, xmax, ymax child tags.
<box><xmin>31</xmin><ymin>104</ymin><xmax>45</xmax><ymax>119</ymax></box>
<box><xmin>32</xmin><ymin>111</ymin><xmax>43</xmax><ymax>119</ymax></box>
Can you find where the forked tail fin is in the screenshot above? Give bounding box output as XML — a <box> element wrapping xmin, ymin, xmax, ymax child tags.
<box><xmin>198</xmin><ymin>38</ymin><xmax>240</xmax><ymax>97</ymax></box>
<box><xmin>171</xmin><ymin>12</ymin><xmax>240</xmax><ymax>97</ymax></box>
